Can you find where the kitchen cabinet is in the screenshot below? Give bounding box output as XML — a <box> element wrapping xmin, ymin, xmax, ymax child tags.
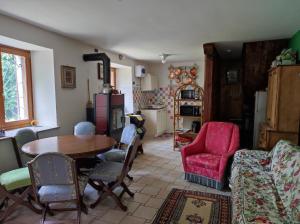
<box><xmin>141</xmin><ymin>108</ymin><xmax>167</xmax><ymax>137</ymax></box>
<box><xmin>141</xmin><ymin>73</ymin><xmax>158</xmax><ymax>91</ymax></box>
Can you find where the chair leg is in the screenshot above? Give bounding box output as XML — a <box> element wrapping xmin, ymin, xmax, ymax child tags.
<box><xmin>77</xmin><ymin>203</ymin><xmax>81</xmax><ymax>224</ymax></box>
<box><xmin>126</xmin><ymin>174</ymin><xmax>133</xmax><ymax>181</ymax></box>
<box><xmin>90</xmin><ymin>191</ymin><xmax>106</xmax><ymax>209</ymax></box>
<box><xmin>121</xmin><ymin>182</ymin><xmax>134</xmax><ymax>197</ymax></box>
<box><xmin>106</xmin><ymin>188</ymin><xmax>127</xmax><ymax>211</ymax></box>
<box><xmin>41</xmin><ymin>204</ymin><xmax>48</xmax><ymax>224</ymax></box>
<box><xmin>137</xmin><ymin>145</ymin><xmax>144</xmax><ymax>154</ymax></box>
<box><xmin>89</xmin><ymin>180</ymin><xmax>127</xmax><ymax>211</ymax></box>
<box><xmin>0</xmin><ymin>186</ymin><xmax>40</xmax><ymax>222</ymax></box>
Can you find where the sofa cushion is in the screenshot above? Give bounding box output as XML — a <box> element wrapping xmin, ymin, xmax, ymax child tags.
<box><xmin>232</xmin><ymin>172</ymin><xmax>289</xmax><ymax>223</ymax></box>
<box><xmin>230</xmin><ymin>149</ymin><xmax>271</xmax><ymax>187</ymax></box>
<box><xmin>205</xmin><ymin>122</ymin><xmax>234</xmax><ymax>155</ymax></box>
<box><xmin>186</xmin><ymin>153</ymin><xmax>221</xmax><ymax>170</ymax></box>
<box><xmin>271</xmin><ymin>140</ymin><xmax>300</xmax><ymax>222</ymax></box>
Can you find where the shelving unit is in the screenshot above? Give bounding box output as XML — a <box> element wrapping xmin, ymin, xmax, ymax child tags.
<box><xmin>173</xmin><ymin>84</ymin><xmax>204</xmax><ymax>150</ymax></box>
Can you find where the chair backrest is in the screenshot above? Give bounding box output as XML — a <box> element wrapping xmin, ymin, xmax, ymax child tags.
<box><xmin>0</xmin><ymin>138</ymin><xmax>21</xmax><ymax>173</ymax></box>
<box><xmin>14</xmin><ymin>129</ymin><xmax>37</xmax><ymax>166</ymax></box>
<box><xmin>28</xmin><ymin>152</ymin><xmax>76</xmax><ymax>186</ymax></box>
<box><xmin>120</xmin><ymin>124</ymin><xmax>136</xmax><ymax>145</ymax></box>
<box><xmin>74</xmin><ymin>121</ymin><xmax>96</xmax><ymax>136</ymax></box>
<box><xmin>28</xmin><ymin>152</ymin><xmax>80</xmax><ymax>203</ymax></box>
<box><xmin>119</xmin><ymin>136</ymin><xmax>140</xmax><ymax>181</ymax></box>
<box><xmin>203</xmin><ymin>122</ymin><xmax>240</xmax><ymax>155</ymax></box>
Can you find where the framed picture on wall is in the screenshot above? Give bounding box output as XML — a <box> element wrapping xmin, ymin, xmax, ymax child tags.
<box><xmin>61</xmin><ymin>65</ymin><xmax>76</xmax><ymax>88</ymax></box>
<box><xmin>226</xmin><ymin>69</ymin><xmax>239</xmax><ymax>84</ymax></box>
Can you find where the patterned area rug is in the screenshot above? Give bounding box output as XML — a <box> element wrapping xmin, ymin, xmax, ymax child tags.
<box><xmin>153</xmin><ymin>188</ymin><xmax>231</xmax><ymax>224</ymax></box>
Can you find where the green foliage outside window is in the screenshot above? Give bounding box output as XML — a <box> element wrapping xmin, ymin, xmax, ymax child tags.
<box><xmin>1</xmin><ymin>53</ymin><xmax>18</xmax><ymax>121</ymax></box>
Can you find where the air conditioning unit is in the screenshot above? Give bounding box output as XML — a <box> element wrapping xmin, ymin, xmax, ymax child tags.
<box><xmin>135</xmin><ymin>65</ymin><xmax>146</xmax><ymax>77</ymax></box>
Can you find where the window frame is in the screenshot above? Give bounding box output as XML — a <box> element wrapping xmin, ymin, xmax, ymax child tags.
<box><xmin>111</xmin><ymin>67</ymin><xmax>117</xmax><ymax>90</ymax></box>
<box><xmin>0</xmin><ymin>44</ymin><xmax>34</xmax><ymax>130</ymax></box>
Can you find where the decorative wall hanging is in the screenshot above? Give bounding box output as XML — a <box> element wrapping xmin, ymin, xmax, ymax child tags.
<box><xmin>168</xmin><ymin>64</ymin><xmax>199</xmax><ymax>96</ymax></box>
<box><xmin>61</xmin><ymin>65</ymin><xmax>76</xmax><ymax>88</ymax></box>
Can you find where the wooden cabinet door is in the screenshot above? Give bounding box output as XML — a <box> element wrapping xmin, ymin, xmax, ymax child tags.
<box><xmin>266</xmin><ymin>69</ymin><xmax>279</xmax><ymax>129</ymax></box>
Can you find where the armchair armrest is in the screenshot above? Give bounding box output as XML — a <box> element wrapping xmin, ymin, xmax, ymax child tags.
<box><xmin>181</xmin><ymin>123</ymin><xmax>208</xmax><ymax>158</ymax></box>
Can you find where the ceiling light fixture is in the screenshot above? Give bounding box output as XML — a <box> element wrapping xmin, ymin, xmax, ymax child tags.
<box><xmin>159</xmin><ymin>53</ymin><xmax>175</xmax><ymax>64</ymax></box>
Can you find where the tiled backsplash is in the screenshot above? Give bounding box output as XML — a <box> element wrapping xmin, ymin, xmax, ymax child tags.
<box><xmin>133</xmin><ymin>86</ymin><xmax>174</xmax><ymax>131</ymax></box>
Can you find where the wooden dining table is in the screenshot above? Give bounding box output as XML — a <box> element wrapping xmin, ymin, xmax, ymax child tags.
<box><xmin>21</xmin><ymin>135</ymin><xmax>116</xmax><ymax>159</ymax></box>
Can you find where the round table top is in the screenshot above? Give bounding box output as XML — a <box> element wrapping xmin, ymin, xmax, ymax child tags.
<box><xmin>22</xmin><ymin>135</ymin><xmax>116</xmax><ymax>159</ymax></box>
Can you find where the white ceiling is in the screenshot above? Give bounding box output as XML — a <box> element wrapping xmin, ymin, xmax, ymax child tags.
<box><xmin>0</xmin><ymin>0</ymin><xmax>299</xmax><ymax>62</ymax></box>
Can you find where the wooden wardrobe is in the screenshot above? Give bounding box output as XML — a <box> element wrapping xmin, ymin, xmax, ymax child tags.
<box><xmin>258</xmin><ymin>65</ymin><xmax>300</xmax><ymax>149</ymax></box>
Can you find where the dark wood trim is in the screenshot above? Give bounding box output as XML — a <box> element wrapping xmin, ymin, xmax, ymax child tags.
<box><xmin>203</xmin><ymin>43</ymin><xmax>219</xmax><ymax>122</ymax></box>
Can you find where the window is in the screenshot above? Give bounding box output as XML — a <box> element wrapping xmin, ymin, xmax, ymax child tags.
<box><xmin>0</xmin><ymin>45</ymin><xmax>33</xmax><ymax>129</ymax></box>
<box><xmin>111</xmin><ymin>67</ymin><xmax>116</xmax><ymax>90</ymax></box>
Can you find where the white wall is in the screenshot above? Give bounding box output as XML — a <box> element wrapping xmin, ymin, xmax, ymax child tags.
<box><xmin>31</xmin><ymin>50</ymin><xmax>57</xmax><ymax>126</ymax></box>
<box><xmin>0</xmin><ymin>14</ymin><xmax>148</xmax><ymax>134</ymax></box>
<box><xmin>116</xmin><ymin>67</ymin><xmax>134</xmax><ymax>114</ymax></box>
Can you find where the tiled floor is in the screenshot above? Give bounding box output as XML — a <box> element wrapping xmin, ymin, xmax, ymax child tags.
<box><xmin>3</xmin><ymin>136</ymin><xmax>230</xmax><ymax>224</ymax></box>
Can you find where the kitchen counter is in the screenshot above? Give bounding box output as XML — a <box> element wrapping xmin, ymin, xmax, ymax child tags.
<box><xmin>141</xmin><ymin>107</ymin><xmax>167</xmax><ymax>137</ymax></box>
<box><xmin>140</xmin><ymin>105</ymin><xmax>166</xmax><ymax>110</ymax></box>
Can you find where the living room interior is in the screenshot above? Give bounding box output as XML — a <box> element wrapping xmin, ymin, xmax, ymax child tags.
<box><xmin>0</xmin><ymin>1</ymin><xmax>299</xmax><ymax>224</ymax></box>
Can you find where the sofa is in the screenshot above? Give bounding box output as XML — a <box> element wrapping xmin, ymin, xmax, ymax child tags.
<box><xmin>231</xmin><ymin>140</ymin><xmax>300</xmax><ymax>223</ymax></box>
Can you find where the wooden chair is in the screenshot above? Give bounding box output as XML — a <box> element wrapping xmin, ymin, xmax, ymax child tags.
<box><xmin>74</xmin><ymin>121</ymin><xmax>98</xmax><ymax>170</ymax></box>
<box><xmin>14</xmin><ymin>128</ymin><xmax>38</xmax><ymax>166</ymax></box>
<box><xmin>28</xmin><ymin>152</ymin><xmax>88</xmax><ymax>224</ymax></box>
<box><xmin>99</xmin><ymin>124</ymin><xmax>137</xmax><ymax>163</ymax></box>
<box><xmin>0</xmin><ymin>138</ymin><xmax>40</xmax><ymax>222</ymax></box>
<box><xmin>74</xmin><ymin>121</ymin><xmax>96</xmax><ymax>136</ymax></box>
<box><xmin>89</xmin><ymin>136</ymin><xmax>140</xmax><ymax>211</ymax></box>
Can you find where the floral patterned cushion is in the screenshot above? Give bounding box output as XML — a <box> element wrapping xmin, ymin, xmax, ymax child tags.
<box><xmin>232</xmin><ymin>173</ymin><xmax>289</xmax><ymax>223</ymax></box>
<box><xmin>271</xmin><ymin>140</ymin><xmax>300</xmax><ymax>222</ymax></box>
<box><xmin>231</xmin><ymin>145</ymin><xmax>300</xmax><ymax>223</ymax></box>
<box><xmin>230</xmin><ymin>149</ymin><xmax>271</xmax><ymax>187</ymax></box>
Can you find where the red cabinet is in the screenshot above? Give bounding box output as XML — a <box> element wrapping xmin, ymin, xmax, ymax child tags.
<box><xmin>94</xmin><ymin>94</ymin><xmax>125</xmax><ymax>141</ymax></box>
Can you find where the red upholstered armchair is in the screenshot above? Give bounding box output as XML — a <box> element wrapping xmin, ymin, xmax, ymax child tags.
<box><xmin>181</xmin><ymin>122</ymin><xmax>239</xmax><ymax>190</ymax></box>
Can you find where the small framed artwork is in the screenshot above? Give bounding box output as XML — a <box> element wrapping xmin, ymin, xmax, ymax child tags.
<box><xmin>97</xmin><ymin>63</ymin><xmax>104</xmax><ymax>80</ymax></box>
<box><xmin>61</xmin><ymin>65</ymin><xmax>76</xmax><ymax>88</ymax></box>
<box><xmin>226</xmin><ymin>70</ymin><xmax>239</xmax><ymax>84</ymax></box>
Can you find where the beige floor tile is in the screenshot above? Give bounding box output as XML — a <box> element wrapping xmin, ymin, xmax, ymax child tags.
<box><xmin>145</xmin><ymin>198</ymin><xmax>164</xmax><ymax>209</ymax></box>
<box><xmin>141</xmin><ymin>186</ymin><xmax>161</xmax><ymax>196</ymax></box>
<box><xmin>123</xmin><ymin>200</ymin><xmax>140</xmax><ymax>213</ymax></box>
<box><xmin>100</xmin><ymin>210</ymin><xmax>127</xmax><ymax>224</ymax></box>
<box><xmin>129</xmin><ymin>193</ymin><xmax>151</xmax><ymax>204</ymax></box>
<box><xmin>133</xmin><ymin>206</ymin><xmax>157</xmax><ymax>220</ymax></box>
<box><xmin>119</xmin><ymin>216</ymin><xmax>146</xmax><ymax>224</ymax></box>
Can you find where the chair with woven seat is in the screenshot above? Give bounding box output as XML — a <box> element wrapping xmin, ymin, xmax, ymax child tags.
<box><xmin>181</xmin><ymin>122</ymin><xmax>240</xmax><ymax>190</ymax></box>
<box><xmin>89</xmin><ymin>136</ymin><xmax>140</xmax><ymax>211</ymax></box>
<box><xmin>99</xmin><ymin>124</ymin><xmax>137</xmax><ymax>163</ymax></box>
<box><xmin>0</xmin><ymin>138</ymin><xmax>40</xmax><ymax>222</ymax></box>
<box><xmin>14</xmin><ymin>129</ymin><xmax>38</xmax><ymax>166</ymax></box>
<box><xmin>74</xmin><ymin>121</ymin><xmax>96</xmax><ymax>136</ymax></box>
<box><xmin>28</xmin><ymin>152</ymin><xmax>88</xmax><ymax>224</ymax></box>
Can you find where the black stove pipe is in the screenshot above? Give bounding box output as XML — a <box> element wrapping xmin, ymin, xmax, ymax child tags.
<box><xmin>83</xmin><ymin>53</ymin><xmax>111</xmax><ymax>85</ymax></box>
